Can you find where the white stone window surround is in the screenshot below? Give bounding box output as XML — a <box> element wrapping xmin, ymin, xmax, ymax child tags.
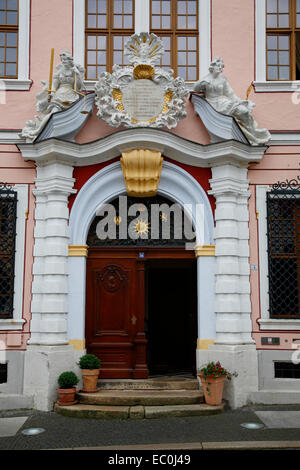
<box><xmin>0</xmin><ymin>184</ymin><xmax>28</xmax><ymax>330</ymax></box>
<box><xmin>256</xmin><ymin>185</ymin><xmax>300</xmax><ymax>330</ymax></box>
<box><xmin>254</xmin><ymin>0</ymin><xmax>300</xmax><ymax>92</ymax></box>
<box><xmin>73</xmin><ymin>0</ymin><xmax>211</xmax><ymax>90</ymax></box>
<box><xmin>0</xmin><ymin>0</ymin><xmax>31</xmax><ymax>91</ymax></box>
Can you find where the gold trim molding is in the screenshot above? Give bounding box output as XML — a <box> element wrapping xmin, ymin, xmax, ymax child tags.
<box><xmin>197</xmin><ymin>339</ymin><xmax>215</xmax><ymax>350</ymax></box>
<box><xmin>68</xmin><ymin>245</ymin><xmax>88</xmax><ymax>257</ymax></box>
<box><xmin>69</xmin><ymin>339</ymin><xmax>86</xmax><ymax>351</ymax></box>
<box><xmin>121</xmin><ymin>149</ymin><xmax>163</xmax><ymax>197</ymax></box>
<box><xmin>195</xmin><ymin>245</ymin><xmax>215</xmax><ymax>257</ymax></box>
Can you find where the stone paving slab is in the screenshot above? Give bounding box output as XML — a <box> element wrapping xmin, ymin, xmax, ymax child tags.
<box><xmin>0</xmin><ymin>417</ymin><xmax>28</xmax><ymax>437</ymax></box>
<box><xmin>255</xmin><ymin>411</ymin><xmax>300</xmax><ymax>428</ymax></box>
<box><xmin>145</xmin><ymin>403</ymin><xmax>224</xmax><ymax>419</ymax></box>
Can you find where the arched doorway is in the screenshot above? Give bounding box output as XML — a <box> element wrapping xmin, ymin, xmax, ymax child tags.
<box><xmin>85</xmin><ymin>195</ymin><xmax>198</xmax><ymax>378</ymax></box>
<box><xmin>68</xmin><ymin>160</ymin><xmax>215</xmax><ymax>379</ymax></box>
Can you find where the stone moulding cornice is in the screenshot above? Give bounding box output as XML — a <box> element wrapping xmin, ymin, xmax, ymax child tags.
<box><xmin>18</xmin><ymin>128</ymin><xmax>267</xmax><ymax>168</ymax></box>
<box><xmin>208</xmin><ymin>176</ymin><xmax>251</xmax><ymax>197</ymax></box>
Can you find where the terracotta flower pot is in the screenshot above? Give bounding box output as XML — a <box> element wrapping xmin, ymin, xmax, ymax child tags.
<box><xmin>57</xmin><ymin>387</ymin><xmax>78</xmax><ymax>406</ymax></box>
<box><xmin>198</xmin><ymin>374</ymin><xmax>226</xmax><ymax>406</ymax></box>
<box><xmin>81</xmin><ymin>369</ymin><xmax>100</xmax><ymax>393</ymax></box>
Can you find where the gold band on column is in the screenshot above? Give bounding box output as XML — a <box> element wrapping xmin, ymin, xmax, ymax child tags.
<box><xmin>68</xmin><ymin>245</ymin><xmax>88</xmax><ymax>257</ymax></box>
<box><xmin>69</xmin><ymin>339</ymin><xmax>86</xmax><ymax>351</ymax></box>
<box><xmin>195</xmin><ymin>245</ymin><xmax>215</xmax><ymax>257</ymax></box>
<box><xmin>197</xmin><ymin>339</ymin><xmax>215</xmax><ymax>350</ymax></box>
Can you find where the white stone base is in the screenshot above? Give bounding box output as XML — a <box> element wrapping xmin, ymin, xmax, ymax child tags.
<box><xmin>0</xmin><ymin>394</ymin><xmax>34</xmax><ymax>411</ymax></box>
<box><xmin>23</xmin><ymin>345</ymin><xmax>83</xmax><ymax>411</ymax></box>
<box><xmin>249</xmin><ymin>391</ymin><xmax>300</xmax><ymax>405</ymax></box>
<box><xmin>196</xmin><ymin>344</ymin><xmax>259</xmax><ymax>409</ymax></box>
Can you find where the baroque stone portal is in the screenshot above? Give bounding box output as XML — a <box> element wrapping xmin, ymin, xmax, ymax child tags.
<box><xmin>95</xmin><ymin>33</ymin><xmax>189</xmax><ymax>129</ymax></box>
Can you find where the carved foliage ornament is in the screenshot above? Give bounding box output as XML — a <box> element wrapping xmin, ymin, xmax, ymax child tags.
<box><xmin>95</xmin><ymin>33</ymin><xmax>189</xmax><ymax>129</ymax></box>
<box><xmin>97</xmin><ymin>265</ymin><xmax>127</xmax><ymax>293</ymax></box>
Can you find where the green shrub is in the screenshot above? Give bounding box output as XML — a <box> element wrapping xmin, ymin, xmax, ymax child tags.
<box><xmin>58</xmin><ymin>371</ymin><xmax>79</xmax><ymax>389</ymax></box>
<box><xmin>78</xmin><ymin>354</ymin><xmax>101</xmax><ymax>370</ymax></box>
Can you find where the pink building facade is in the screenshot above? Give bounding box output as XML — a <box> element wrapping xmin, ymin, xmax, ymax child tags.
<box><xmin>0</xmin><ymin>0</ymin><xmax>299</xmax><ymax>411</ymax></box>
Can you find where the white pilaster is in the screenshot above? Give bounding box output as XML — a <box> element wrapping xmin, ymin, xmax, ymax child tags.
<box><xmin>197</xmin><ymin>163</ymin><xmax>259</xmax><ymax>408</ymax></box>
<box><xmin>29</xmin><ymin>161</ymin><xmax>76</xmax><ymax>345</ymax></box>
<box><xmin>197</xmin><ymin>256</ymin><xmax>215</xmax><ymax>341</ymax></box>
<box><xmin>24</xmin><ymin>160</ymin><xmax>79</xmax><ymax>411</ymax></box>
<box><xmin>209</xmin><ymin>164</ymin><xmax>254</xmax><ymax>345</ymax></box>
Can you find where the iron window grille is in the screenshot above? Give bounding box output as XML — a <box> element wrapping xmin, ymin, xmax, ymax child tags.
<box><xmin>267</xmin><ymin>177</ymin><xmax>300</xmax><ymax>319</ymax></box>
<box><xmin>0</xmin><ymin>184</ymin><xmax>17</xmax><ymax>319</ymax></box>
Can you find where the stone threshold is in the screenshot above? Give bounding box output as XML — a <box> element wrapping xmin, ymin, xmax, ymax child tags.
<box><xmin>54</xmin><ymin>402</ymin><xmax>224</xmax><ymax>419</ymax></box>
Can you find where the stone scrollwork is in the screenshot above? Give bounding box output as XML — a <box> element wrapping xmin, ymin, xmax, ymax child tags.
<box><xmin>95</xmin><ymin>33</ymin><xmax>189</xmax><ymax>129</ymax></box>
<box><xmin>20</xmin><ymin>51</ymin><xmax>85</xmax><ymax>142</ymax></box>
<box><xmin>193</xmin><ymin>57</ymin><xmax>271</xmax><ymax>146</ymax></box>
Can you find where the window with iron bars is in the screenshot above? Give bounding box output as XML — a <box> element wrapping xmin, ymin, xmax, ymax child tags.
<box><xmin>0</xmin><ymin>185</ymin><xmax>17</xmax><ymax>319</ymax></box>
<box><xmin>267</xmin><ymin>180</ymin><xmax>300</xmax><ymax>319</ymax></box>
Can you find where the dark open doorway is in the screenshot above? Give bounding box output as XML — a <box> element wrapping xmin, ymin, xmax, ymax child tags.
<box><xmin>145</xmin><ymin>258</ymin><xmax>198</xmax><ymax>376</ymax></box>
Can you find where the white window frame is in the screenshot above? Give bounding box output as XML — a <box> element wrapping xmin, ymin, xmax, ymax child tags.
<box><xmin>0</xmin><ymin>0</ymin><xmax>31</xmax><ymax>90</ymax></box>
<box><xmin>256</xmin><ymin>185</ymin><xmax>300</xmax><ymax>330</ymax></box>
<box><xmin>254</xmin><ymin>0</ymin><xmax>300</xmax><ymax>92</ymax></box>
<box><xmin>73</xmin><ymin>0</ymin><xmax>211</xmax><ymax>91</ymax></box>
<box><xmin>0</xmin><ymin>184</ymin><xmax>28</xmax><ymax>330</ymax></box>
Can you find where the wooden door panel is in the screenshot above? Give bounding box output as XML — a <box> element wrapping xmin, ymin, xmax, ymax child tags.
<box><xmin>86</xmin><ymin>255</ymin><xmax>148</xmax><ymax>378</ymax></box>
<box><xmin>93</xmin><ymin>264</ymin><xmax>131</xmax><ymax>335</ymax></box>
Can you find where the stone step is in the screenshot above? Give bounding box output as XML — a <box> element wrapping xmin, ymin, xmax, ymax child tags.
<box><xmin>98</xmin><ymin>377</ymin><xmax>199</xmax><ymax>391</ymax></box>
<box><xmin>54</xmin><ymin>402</ymin><xmax>224</xmax><ymax>420</ymax></box>
<box><xmin>77</xmin><ymin>389</ymin><xmax>204</xmax><ymax>406</ymax></box>
<box><xmin>145</xmin><ymin>403</ymin><xmax>225</xmax><ymax>419</ymax></box>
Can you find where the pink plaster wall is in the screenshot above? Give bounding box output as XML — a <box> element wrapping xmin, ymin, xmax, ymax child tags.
<box><xmin>0</xmin><ymin>0</ymin><xmax>73</xmax><ymax>130</ymax></box>
<box><xmin>1</xmin><ymin>0</ymin><xmax>299</xmax><ymax>132</ymax></box>
<box><xmin>249</xmin><ymin>149</ymin><xmax>300</xmax><ymax>349</ymax></box>
<box><xmin>0</xmin><ymin>146</ymin><xmax>35</xmax><ymax>350</ymax></box>
<box><xmin>1</xmin><ymin>0</ymin><xmax>300</xmax><ymax>353</ymax></box>
<box><xmin>212</xmin><ymin>0</ymin><xmax>300</xmax><ymax>131</ymax></box>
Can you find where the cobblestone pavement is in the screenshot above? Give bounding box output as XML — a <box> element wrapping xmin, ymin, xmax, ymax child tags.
<box><xmin>0</xmin><ymin>405</ymin><xmax>300</xmax><ymax>450</ymax></box>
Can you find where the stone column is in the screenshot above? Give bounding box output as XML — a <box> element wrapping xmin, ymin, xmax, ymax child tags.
<box><xmin>24</xmin><ymin>161</ymin><xmax>81</xmax><ymax>411</ymax></box>
<box><xmin>199</xmin><ymin>163</ymin><xmax>258</xmax><ymax>408</ymax></box>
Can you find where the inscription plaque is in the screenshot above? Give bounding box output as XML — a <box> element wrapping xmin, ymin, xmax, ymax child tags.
<box><xmin>122</xmin><ymin>80</ymin><xmax>165</xmax><ymax>122</ymax></box>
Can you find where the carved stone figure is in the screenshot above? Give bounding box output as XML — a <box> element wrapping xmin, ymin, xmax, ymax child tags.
<box><xmin>21</xmin><ymin>51</ymin><xmax>85</xmax><ymax>142</ymax></box>
<box><xmin>193</xmin><ymin>58</ymin><xmax>271</xmax><ymax>146</ymax></box>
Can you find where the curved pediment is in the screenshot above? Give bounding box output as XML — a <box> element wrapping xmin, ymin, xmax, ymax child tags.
<box><xmin>18</xmin><ymin>125</ymin><xmax>267</xmax><ymax>168</ymax></box>
<box><xmin>27</xmin><ymin>89</ymin><xmax>255</xmax><ymax>150</ymax></box>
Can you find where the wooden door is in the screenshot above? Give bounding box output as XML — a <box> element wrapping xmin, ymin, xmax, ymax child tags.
<box><xmin>85</xmin><ymin>250</ymin><xmax>148</xmax><ymax>378</ymax></box>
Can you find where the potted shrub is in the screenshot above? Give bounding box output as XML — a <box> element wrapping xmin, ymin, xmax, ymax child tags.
<box><xmin>57</xmin><ymin>371</ymin><xmax>79</xmax><ymax>406</ymax></box>
<box><xmin>197</xmin><ymin>361</ymin><xmax>237</xmax><ymax>406</ymax></box>
<box><xmin>78</xmin><ymin>353</ymin><xmax>101</xmax><ymax>393</ymax></box>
